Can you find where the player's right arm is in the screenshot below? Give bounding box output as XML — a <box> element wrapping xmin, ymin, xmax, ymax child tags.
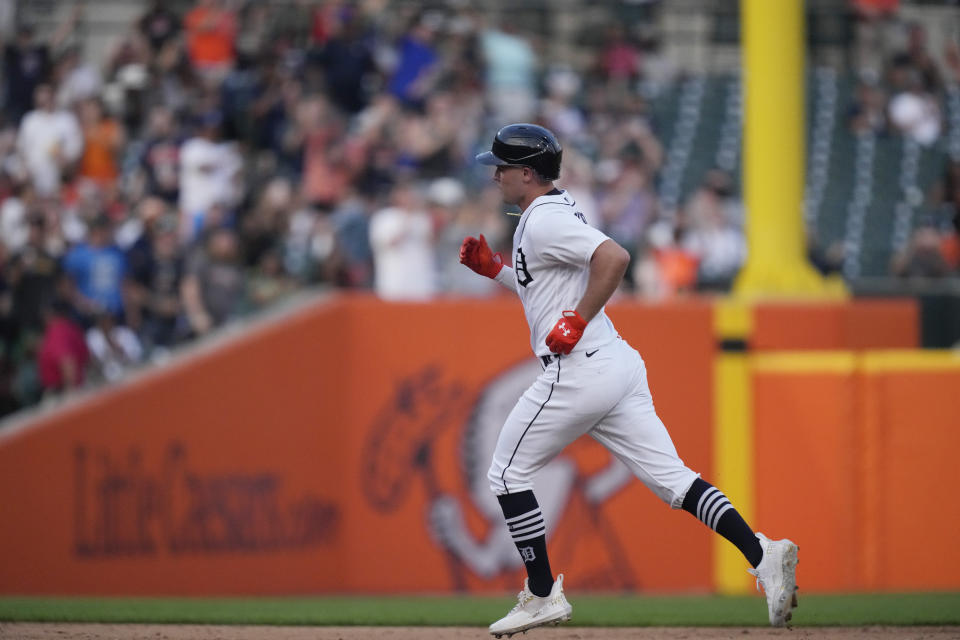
<box><xmin>572</xmin><ymin>238</ymin><xmax>630</xmax><ymax>321</ymax></box>
<box><xmin>459</xmin><ymin>235</ymin><xmax>517</xmax><ymax>293</ymax></box>
<box><xmin>531</xmin><ymin>210</ymin><xmax>628</xmax><ymax>354</ymax></box>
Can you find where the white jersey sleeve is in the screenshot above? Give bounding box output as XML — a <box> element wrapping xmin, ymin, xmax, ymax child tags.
<box><xmin>494</xmin><ymin>265</ymin><xmax>518</xmax><ymax>292</ymax></box>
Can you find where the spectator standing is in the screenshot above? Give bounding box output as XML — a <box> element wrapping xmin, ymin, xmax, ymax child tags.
<box><xmin>138</xmin><ymin>0</ymin><xmax>182</xmax><ymax>54</ymax></box>
<box><xmin>16</xmin><ymin>84</ymin><xmax>83</xmax><ymax>197</ymax></box>
<box><xmin>888</xmin><ymin>68</ymin><xmax>941</xmax><ymax>146</ymax></box>
<box><xmin>178</xmin><ymin>111</ymin><xmax>242</xmax><ymax>240</ymax></box>
<box><xmin>388</xmin><ymin>15</ymin><xmax>440</xmax><ymax>110</ymax></box>
<box><xmin>0</xmin><ymin>181</ymin><xmax>35</xmax><ymax>253</ymax></box>
<box><xmin>181</xmin><ymin>227</ymin><xmax>244</xmax><ymax>336</ymax></box>
<box><xmin>184</xmin><ymin>0</ymin><xmax>238</xmax><ymax>85</ymax></box>
<box><xmin>369</xmin><ymin>182</ymin><xmax>437</xmax><ymax>301</ymax></box>
<box><xmin>126</xmin><ymin>197</ymin><xmax>172</xmax><ymax>340</ymax></box>
<box><xmin>633</xmin><ymin>224</ymin><xmax>699</xmax><ymax>300</ymax></box>
<box><xmin>249</xmin><ymin>62</ymin><xmax>299</xmax><ymax>163</ymax></box>
<box><xmin>140</xmin><ymin>215</ymin><xmax>185</xmax><ymax>350</ymax></box>
<box><xmin>145</xmin><ymin>31</ymin><xmax>194</xmax><ymax>117</ymax></box>
<box><xmin>54</xmin><ymin>45</ymin><xmax>104</xmax><ymax>111</ymax></box>
<box><xmin>682</xmin><ymin>171</ymin><xmax>746</xmax><ymax>291</ymax></box>
<box><xmin>239</xmin><ymin>177</ymin><xmax>293</xmax><ymax>269</ymax></box>
<box><xmin>137</xmin><ymin>105</ymin><xmax>182</xmax><ymax>205</ymax></box>
<box><xmin>312</xmin><ymin>14</ymin><xmax>378</xmax><ymax>115</ymax></box>
<box><xmin>329</xmin><ymin>188</ymin><xmax>374</xmax><ymax>288</ymax></box>
<box><xmin>77</xmin><ymin>99</ymin><xmax>125</xmax><ymax>190</ymax></box>
<box><xmin>300</xmin><ymin>96</ymin><xmax>358</xmax><ymax>210</ymax></box>
<box><xmin>36</xmin><ymin>300</ymin><xmax>89</xmax><ymax>395</ymax></box>
<box><xmin>124</xmin><ymin>198</ymin><xmax>182</xmax><ymax>347</ymax></box>
<box><xmin>62</xmin><ymin>215</ymin><xmax>129</xmax><ymax>323</ymax></box>
<box><xmin>481</xmin><ymin>22</ymin><xmax>537</xmax><ymax>124</ymax></box>
<box><xmin>2</xmin><ymin>9</ymin><xmax>81</xmax><ymax>123</ymax></box>
<box><xmin>6</xmin><ymin>212</ymin><xmax>62</xmax><ymax>336</ymax></box>
<box><xmin>599</xmin><ymin>25</ymin><xmax>641</xmax><ymax>84</ymax></box>
<box><xmin>2</xmin><ymin>25</ymin><xmax>51</xmax><ymax>125</ymax></box>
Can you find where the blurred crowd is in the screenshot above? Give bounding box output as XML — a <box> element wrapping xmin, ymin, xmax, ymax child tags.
<box><xmin>847</xmin><ymin>1</ymin><xmax>960</xmax><ymax>277</ymax></box>
<box><xmin>0</xmin><ymin>0</ymin><xmax>959</xmax><ymax>416</ymax></box>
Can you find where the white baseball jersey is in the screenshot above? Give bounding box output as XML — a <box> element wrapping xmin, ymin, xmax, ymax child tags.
<box><xmin>493</xmin><ymin>190</ymin><xmax>618</xmax><ymax>357</ymax></box>
<box><xmin>486</xmin><ymin>189</ymin><xmax>699</xmax><ymax>506</ymax></box>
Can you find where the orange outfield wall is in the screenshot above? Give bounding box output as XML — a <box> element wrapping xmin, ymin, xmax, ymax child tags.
<box><xmin>0</xmin><ymin>295</ymin><xmax>715</xmax><ymax>595</ymax></box>
<box><xmin>0</xmin><ymin>295</ymin><xmax>939</xmax><ymax>596</ymax></box>
<box><xmin>751</xmin><ymin>352</ymin><xmax>960</xmax><ymax>592</ymax></box>
<box><xmin>750</xmin><ymin>299</ymin><xmax>919</xmax><ymax>350</ymax></box>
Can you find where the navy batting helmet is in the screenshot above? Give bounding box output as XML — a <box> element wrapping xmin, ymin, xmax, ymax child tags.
<box><xmin>476</xmin><ymin>123</ymin><xmax>562</xmax><ymax>181</ymax></box>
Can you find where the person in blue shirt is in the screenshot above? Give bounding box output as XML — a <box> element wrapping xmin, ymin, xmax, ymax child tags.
<box><xmin>62</xmin><ymin>215</ymin><xmax>129</xmax><ymax>324</ymax></box>
<box><xmin>387</xmin><ymin>16</ymin><xmax>440</xmax><ymax>109</ymax></box>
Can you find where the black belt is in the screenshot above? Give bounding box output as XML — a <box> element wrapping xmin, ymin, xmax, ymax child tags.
<box><xmin>541</xmin><ymin>345</ymin><xmax>607</xmax><ymax>366</ymax></box>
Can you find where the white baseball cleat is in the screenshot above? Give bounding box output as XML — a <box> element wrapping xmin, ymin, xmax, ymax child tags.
<box><xmin>748</xmin><ymin>532</ymin><xmax>799</xmax><ymax>627</ymax></box>
<box><xmin>489</xmin><ymin>574</ymin><xmax>572</xmax><ymax>638</ymax></box>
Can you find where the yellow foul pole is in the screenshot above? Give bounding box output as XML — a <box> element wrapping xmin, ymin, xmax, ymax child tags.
<box><xmin>735</xmin><ymin>0</ymin><xmax>830</xmax><ymax>296</ymax></box>
<box><xmin>714</xmin><ymin>0</ymin><xmax>840</xmax><ymax>597</ymax></box>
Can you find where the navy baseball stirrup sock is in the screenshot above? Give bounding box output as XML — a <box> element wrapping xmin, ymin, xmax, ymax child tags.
<box><xmin>497</xmin><ymin>491</ymin><xmax>554</xmax><ymax>597</ymax></box>
<box><xmin>682</xmin><ymin>478</ymin><xmax>763</xmax><ymax>568</ymax></box>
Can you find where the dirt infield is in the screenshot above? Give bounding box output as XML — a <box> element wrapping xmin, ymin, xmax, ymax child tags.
<box><xmin>2</xmin><ymin>625</ymin><xmax>959</xmax><ymax>640</ymax></box>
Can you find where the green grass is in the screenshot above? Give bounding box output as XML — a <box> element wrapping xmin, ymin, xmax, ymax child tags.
<box><xmin>1</xmin><ymin>592</ymin><xmax>959</xmax><ymax>626</ymax></box>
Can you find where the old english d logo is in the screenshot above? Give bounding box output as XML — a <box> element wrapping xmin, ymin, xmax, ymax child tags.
<box><xmin>515</xmin><ymin>247</ymin><xmax>533</xmax><ymax>287</ymax></box>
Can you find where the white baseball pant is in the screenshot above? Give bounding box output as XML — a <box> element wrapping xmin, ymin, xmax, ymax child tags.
<box><xmin>488</xmin><ymin>336</ymin><xmax>699</xmax><ymax>508</ymax></box>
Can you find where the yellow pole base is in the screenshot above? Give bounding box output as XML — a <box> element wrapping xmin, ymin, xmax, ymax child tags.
<box><xmin>733</xmin><ymin>263</ymin><xmax>848</xmax><ymax>299</ymax></box>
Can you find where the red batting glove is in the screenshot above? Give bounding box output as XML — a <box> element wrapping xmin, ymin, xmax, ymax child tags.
<box><xmin>459</xmin><ymin>234</ymin><xmax>504</xmax><ymax>279</ymax></box>
<box><xmin>545</xmin><ymin>310</ymin><xmax>587</xmax><ymax>355</ymax></box>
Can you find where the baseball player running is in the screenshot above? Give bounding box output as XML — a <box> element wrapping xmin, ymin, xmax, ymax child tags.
<box><xmin>459</xmin><ymin>124</ymin><xmax>798</xmax><ymax>637</ymax></box>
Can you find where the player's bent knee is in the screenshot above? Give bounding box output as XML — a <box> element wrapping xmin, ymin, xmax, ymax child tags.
<box><xmin>487</xmin><ymin>462</ymin><xmax>505</xmax><ymax>495</ymax></box>
<box><xmin>487</xmin><ymin>462</ymin><xmax>534</xmax><ymax>495</ymax></box>
<box><xmin>643</xmin><ymin>467</ymin><xmax>700</xmax><ymax>509</ymax></box>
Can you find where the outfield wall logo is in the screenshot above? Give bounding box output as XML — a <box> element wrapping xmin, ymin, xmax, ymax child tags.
<box><xmin>362</xmin><ymin>361</ymin><xmax>638</xmax><ymax>591</ymax></box>
<box><xmin>73</xmin><ymin>442</ymin><xmax>340</xmax><ymax>556</ymax></box>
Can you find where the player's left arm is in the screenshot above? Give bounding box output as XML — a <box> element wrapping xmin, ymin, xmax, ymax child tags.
<box><xmin>574</xmin><ymin>239</ymin><xmax>630</xmax><ymax>322</ymax></box>
<box><xmin>459</xmin><ymin>234</ymin><xmax>518</xmax><ymax>293</ymax></box>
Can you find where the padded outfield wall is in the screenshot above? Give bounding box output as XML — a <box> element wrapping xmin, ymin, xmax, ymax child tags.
<box><xmin>1</xmin><ymin>294</ymin><xmax>955</xmax><ymax>596</ymax></box>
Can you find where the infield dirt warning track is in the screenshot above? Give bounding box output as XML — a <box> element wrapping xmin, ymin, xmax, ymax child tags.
<box><xmin>2</xmin><ymin>625</ymin><xmax>959</xmax><ymax>639</ymax></box>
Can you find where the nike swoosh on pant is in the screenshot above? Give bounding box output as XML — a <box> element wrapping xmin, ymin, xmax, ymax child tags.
<box><xmin>586</xmin><ymin>350</ymin><xmax>598</xmax><ymax>357</ymax></box>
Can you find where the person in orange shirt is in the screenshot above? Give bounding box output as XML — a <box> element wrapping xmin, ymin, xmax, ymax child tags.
<box><xmin>77</xmin><ymin>98</ymin><xmax>125</xmax><ymax>190</ymax></box>
<box><xmin>184</xmin><ymin>0</ymin><xmax>237</xmax><ymax>84</ymax></box>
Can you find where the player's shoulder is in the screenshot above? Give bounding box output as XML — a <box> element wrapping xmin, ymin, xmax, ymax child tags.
<box><xmin>527</xmin><ymin>200</ymin><xmax>592</xmax><ymax>232</ymax></box>
<box><xmin>520</xmin><ymin>191</ymin><xmax>589</xmax><ymax>243</ymax></box>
